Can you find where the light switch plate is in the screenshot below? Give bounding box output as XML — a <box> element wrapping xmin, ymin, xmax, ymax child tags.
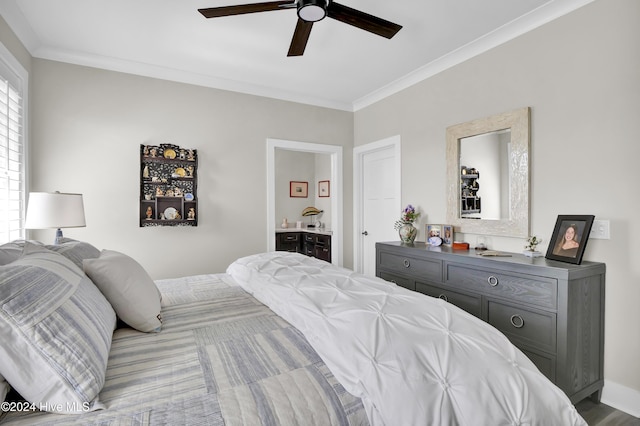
<box><xmin>590</xmin><ymin>219</ymin><xmax>610</xmax><ymax>240</ymax></box>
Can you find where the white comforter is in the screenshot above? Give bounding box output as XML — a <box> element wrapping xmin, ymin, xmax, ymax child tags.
<box><xmin>227</xmin><ymin>252</ymin><xmax>587</xmax><ymax>426</ymax></box>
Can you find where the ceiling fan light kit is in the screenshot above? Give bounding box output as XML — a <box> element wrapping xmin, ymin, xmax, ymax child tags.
<box><xmin>198</xmin><ymin>0</ymin><xmax>402</xmax><ymax>56</ymax></box>
<box><xmin>297</xmin><ymin>0</ymin><xmax>328</xmax><ymax>22</ymax></box>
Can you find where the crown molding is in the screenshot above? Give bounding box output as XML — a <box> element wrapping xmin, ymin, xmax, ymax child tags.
<box><xmin>1</xmin><ymin>0</ymin><xmax>596</xmax><ymax>113</ymax></box>
<box><xmin>31</xmin><ymin>45</ymin><xmax>352</xmax><ymax>111</ymax></box>
<box><xmin>352</xmin><ymin>0</ymin><xmax>596</xmax><ymax>111</ymax></box>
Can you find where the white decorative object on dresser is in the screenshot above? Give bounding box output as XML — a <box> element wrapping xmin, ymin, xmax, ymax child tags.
<box><xmin>376</xmin><ymin>241</ymin><xmax>605</xmax><ymax>404</ymax></box>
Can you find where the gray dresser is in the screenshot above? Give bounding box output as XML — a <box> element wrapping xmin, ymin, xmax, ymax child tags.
<box><xmin>375</xmin><ymin>241</ymin><xmax>605</xmax><ymax>404</ymax></box>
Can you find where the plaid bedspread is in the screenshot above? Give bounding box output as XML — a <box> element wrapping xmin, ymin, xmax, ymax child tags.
<box><xmin>1</xmin><ymin>274</ymin><xmax>368</xmax><ymax>425</ymax></box>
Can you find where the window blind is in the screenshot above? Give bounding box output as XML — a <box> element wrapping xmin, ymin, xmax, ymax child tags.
<box><xmin>0</xmin><ymin>47</ymin><xmax>25</xmax><ymax>243</ymax></box>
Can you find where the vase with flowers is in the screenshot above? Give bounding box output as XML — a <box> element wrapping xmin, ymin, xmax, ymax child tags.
<box><xmin>394</xmin><ymin>204</ymin><xmax>420</xmax><ymax>244</ymax></box>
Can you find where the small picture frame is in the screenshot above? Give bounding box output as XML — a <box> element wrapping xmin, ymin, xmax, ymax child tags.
<box><xmin>426</xmin><ymin>224</ymin><xmax>441</xmax><ymax>238</ymax></box>
<box><xmin>318</xmin><ymin>180</ymin><xmax>330</xmax><ymax>197</ymax></box>
<box><xmin>426</xmin><ymin>224</ymin><xmax>443</xmax><ymax>246</ymax></box>
<box><xmin>290</xmin><ymin>181</ymin><xmax>308</xmax><ymax>198</ymax></box>
<box><xmin>545</xmin><ymin>215</ymin><xmax>595</xmax><ymax>264</ymax></box>
<box><xmin>442</xmin><ymin>225</ymin><xmax>453</xmax><ymax>245</ymax></box>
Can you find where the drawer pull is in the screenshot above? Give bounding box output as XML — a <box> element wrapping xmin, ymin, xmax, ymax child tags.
<box><xmin>403</xmin><ymin>259</ymin><xmax>411</xmax><ymax>268</ymax></box>
<box><xmin>438</xmin><ymin>294</ymin><xmax>448</xmax><ymax>302</ymax></box>
<box><xmin>487</xmin><ymin>276</ymin><xmax>499</xmax><ymax>286</ymax></box>
<box><xmin>510</xmin><ymin>314</ymin><xmax>525</xmax><ymax>329</ymax></box>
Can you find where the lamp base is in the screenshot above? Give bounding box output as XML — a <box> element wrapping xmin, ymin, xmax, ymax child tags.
<box><xmin>55</xmin><ymin>228</ymin><xmax>64</xmax><ymax>245</ymax></box>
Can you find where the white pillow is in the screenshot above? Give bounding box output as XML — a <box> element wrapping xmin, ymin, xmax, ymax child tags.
<box><xmin>0</xmin><ymin>243</ymin><xmax>116</xmax><ymax>413</ymax></box>
<box><xmin>83</xmin><ymin>250</ymin><xmax>162</xmax><ymax>333</ymax></box>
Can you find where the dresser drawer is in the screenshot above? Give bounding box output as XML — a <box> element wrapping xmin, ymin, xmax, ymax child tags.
<box><xmin>416</xmin><ymin>282</ymin><xmax>482</xmax><ymax>317</ymax></box>
<box><xmin>487</xmin><ymin>300</ymin><xmax>557</xmax><ymax>353</ymax></box>
<box><xmin>314</xmin><ymin>234</ymin><xmax>330</xmax><ymax>246</ymax></box>
<box><xmin>445</xmin><ymin>264</ymin><xmax>557</xmax><ymax>310</ymax></box>
<box><xmin>279</xmin><ymin>232</ymin><xmax>300</xmax><ymax>243</ymax></box>
<box><xmin>276</xmin><ymin>232</ymin><xmax>301</xmax><ymax>252</ymax></box>
<box><xmin>379</xmin><ymin>271</ymin><xmax>415</xmax><ymax>291</ymax></box>
<box><xmin>378</xmin><ymin>251</ymin><xmax>442</xmax><ymax>282</ymax></box>
<box><xmin>521</xmin><ymin>349</ymin><xmax>556</xmax><ymax>382</ymax></box>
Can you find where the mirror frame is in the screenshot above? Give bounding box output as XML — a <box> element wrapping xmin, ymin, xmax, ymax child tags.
<box><xmin>446</xmin><ymin>107</ymin><xmax>530</xmax><ymax>237</ymax></box>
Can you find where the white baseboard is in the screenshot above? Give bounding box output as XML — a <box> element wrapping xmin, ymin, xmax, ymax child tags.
<box><xmin>601</xmin><ymin>380</ymin><xmax>640</xmax><ymax>418</ymax></box>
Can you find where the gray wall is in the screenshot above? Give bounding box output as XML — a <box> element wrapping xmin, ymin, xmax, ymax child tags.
<box><xmin>0</xmin><ymin>15</ymin><xmax>30</xmax><ymax>74</ymax></box>
<box><xmin>28</xmin><ymin>59</ymin><xmax>353</xmax><ymax>278</ymax></box>
<box><xmin>354</xmin><ymin>0</ymin><xmax>639</xmax><ymax>411</ymax></box>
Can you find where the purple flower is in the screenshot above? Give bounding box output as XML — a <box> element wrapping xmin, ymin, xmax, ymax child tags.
<box><xmin>394</xmin><ymin>204</ymin><xmax>420</xmax><ymax>230</ymax></box>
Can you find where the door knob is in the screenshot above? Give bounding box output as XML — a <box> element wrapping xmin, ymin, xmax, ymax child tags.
<box><xmin>362</xmin><ymin>231</ymin><xmax>368</xmax><ymax>236</ymax></box>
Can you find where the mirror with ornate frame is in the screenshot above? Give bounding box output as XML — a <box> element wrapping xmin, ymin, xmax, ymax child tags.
<box><xmin>446</xmin><ymin>107</ymin><xmax>530</xmax><ymax>237</ymax></box>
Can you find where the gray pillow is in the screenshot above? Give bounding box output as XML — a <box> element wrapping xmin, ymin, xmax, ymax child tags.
<box><xmin>45</xmin><ymin>238</ymin><xmax>101</xmax><ymax>269</ymax></box>
<box><xmin>0</xmin><ymin>240</ymin><xmax>43</xmax><ymax>265</ymax></box>
<box><xmin>0</xmin><ymin>243</ymin><xmax>116</xmax><ymax>413</ymax></box>
<box><xmin>83</xmin><ymin>250</ymin><xmax>162</xmax><ymax>333</ymax></box>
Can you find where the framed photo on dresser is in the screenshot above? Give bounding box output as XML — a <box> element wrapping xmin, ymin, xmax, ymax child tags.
<box><xmin>545</xmin><ymin>215</ymin><xmax>594</xmax><ymax>264</ymax></box>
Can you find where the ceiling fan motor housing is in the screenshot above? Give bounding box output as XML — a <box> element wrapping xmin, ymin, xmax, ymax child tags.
<box><xmin>297</xmin><ymin>0</ymin><xmax>328</xmax><ymax>22</ymax></box>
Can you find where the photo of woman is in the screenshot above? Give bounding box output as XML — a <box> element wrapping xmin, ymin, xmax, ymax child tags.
<box><xmin>552</xmin><ymin>223</ymin><xmax>581</xmax><ymax>257</ymax></box>
<box><xmin>545</xmin><ymin>215</ymin><xmax>594</xmax><ymax>265</ymax></box>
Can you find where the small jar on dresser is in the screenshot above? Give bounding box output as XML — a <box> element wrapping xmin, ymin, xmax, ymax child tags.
<box><xmin>376</xmin><ymin>241</ymin><xmax>605</xmax><ymax>404</ymax></box>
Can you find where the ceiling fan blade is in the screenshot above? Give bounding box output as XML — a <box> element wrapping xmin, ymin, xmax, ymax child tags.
<box><xmin>287</xmin><ymin>19</ymin><xmax>313</xmax><ymax>57</ymax></box>
<box><xmin>199</xmin><ymin>1</ymin><xmax>294</xmax><ymax>18</ymax></box>
<box><xmin>327</xmin><ymin>2</ymin><xmax>402</xmax><ymax>39</ymax></box>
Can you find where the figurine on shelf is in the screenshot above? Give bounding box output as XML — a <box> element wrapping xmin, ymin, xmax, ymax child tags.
<box><xmin>165</xmin><ymin>188</ymin><xmax>174</xmax><ymax>197</ymax></box>
<box><xmin>143</xmin><ymin>165</ymin><xmax>149</xmax><ymax>179</ymax></box>
<box><xmin>179</xmin><ymin>149</ymin><xmax>186</xmax><ymax>160</ymax></box>
<box><xmin>150</xmin><ymin>147</ymin><xmax>158</xmax><ymax>157</ymax></box>
<box><xmin>187</xmin><ymin>150</ymin><xmax>195</xmax><ymax>161</ymax></box>
<box><xmin>174</xmin><ymin>210</ymin><xmax>181</xmax><ymax>220</ymax></box>
<box><xmin>143</xmin><ymin>145</ymin><xmax>150</xmax><ymax>157</ymax></box>
<box><xmin>187</xmin><ymin>208</ymin><xmax>196</xmax><ymax>220</ymax></box>
<box><xmin>187</xmin><ymin>165</ymin><xmax>194</xmax><ymax>177</ymax></box>
<box><xmin>145</xmin><ymin>206</ymin><xmax>153</xmax><ymax>219</ymax></box>
<box><xmin>160</xmin><ymin>212</ymin><xmax>165</xmax><ymax>220</ymax></box>
<box><xmin>156</xmin><ymin>187</ymin><xmax>164</xmax><ymax>197</ymax></box>
<box><xmin>174</xmin><ymin>187</ymin><xmax>183</xmax><ymax>197</ymax></box>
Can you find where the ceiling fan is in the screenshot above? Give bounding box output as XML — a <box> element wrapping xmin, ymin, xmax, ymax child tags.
<box><xmin>198</xmin><ymin>0</ymin><xmax>402</xmax><ymax>57</ymax></box>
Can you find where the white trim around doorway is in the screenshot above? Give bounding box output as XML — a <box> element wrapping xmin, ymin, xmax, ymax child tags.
<box><xmin>353</xmin><ymin>135</ymin><xmax>401</xmax><ymax>274</ymax></box>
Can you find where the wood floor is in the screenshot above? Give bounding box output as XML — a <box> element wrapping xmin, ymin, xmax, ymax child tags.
<box><xmin>575</xmin><ymin>399</ymin><xmax>640</xmax><ymax>425</ymax></box>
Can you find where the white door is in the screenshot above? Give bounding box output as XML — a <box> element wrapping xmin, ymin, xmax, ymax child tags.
<box><xmin>355</xmin><ymin>138</ymin><xmax>400</xmax><ymax>276</ymax></box>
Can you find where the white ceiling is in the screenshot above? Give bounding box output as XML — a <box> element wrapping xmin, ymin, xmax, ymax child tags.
<box><xmin>0</xmin><ymin>0</ymin><xmax>593</xmax><ymax>111</ymax></box>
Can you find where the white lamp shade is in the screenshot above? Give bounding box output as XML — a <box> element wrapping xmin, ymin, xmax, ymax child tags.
<box><xmin>25</xmin><ymin>192</ymin><xmax>86</xmax><ymax>229</ymax></box>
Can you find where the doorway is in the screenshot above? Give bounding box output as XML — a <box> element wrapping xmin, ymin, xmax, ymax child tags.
<box><xmin>353</xmin><ymin>136</ymin><xmax>401</xmax><ymax>275</ymax></box>
<box><xmin>266</xmin><ymin>138</ymin><xmax>343</xmax><ymax>266</ymax></box>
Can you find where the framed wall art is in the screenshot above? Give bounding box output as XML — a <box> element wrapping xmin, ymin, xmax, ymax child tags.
<box><xmin>290</xmin><ymin>181</ymin><xmax>308</xmax><ymax>198</ymax></box>
<box><xmin>545</xmin><ymin>215</ymin><xmax>595</xmax><ymax>264</ymax></box>
<box><xmin>318</xmin><ymin>180</ymin><xmax>330</xmax><ymax>197</ymax></box>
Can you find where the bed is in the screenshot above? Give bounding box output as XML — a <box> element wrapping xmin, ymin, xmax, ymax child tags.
<box><xmin>0</xmin><ymin>240</ymin><xmax>586</xmax><ymax>425</ymax></box>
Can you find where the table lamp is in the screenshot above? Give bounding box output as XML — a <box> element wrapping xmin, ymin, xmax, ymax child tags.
<box><xmin>25</xmin><ymin>192</ymin><xmax>86</xmax><ymax>244</ymax></box>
